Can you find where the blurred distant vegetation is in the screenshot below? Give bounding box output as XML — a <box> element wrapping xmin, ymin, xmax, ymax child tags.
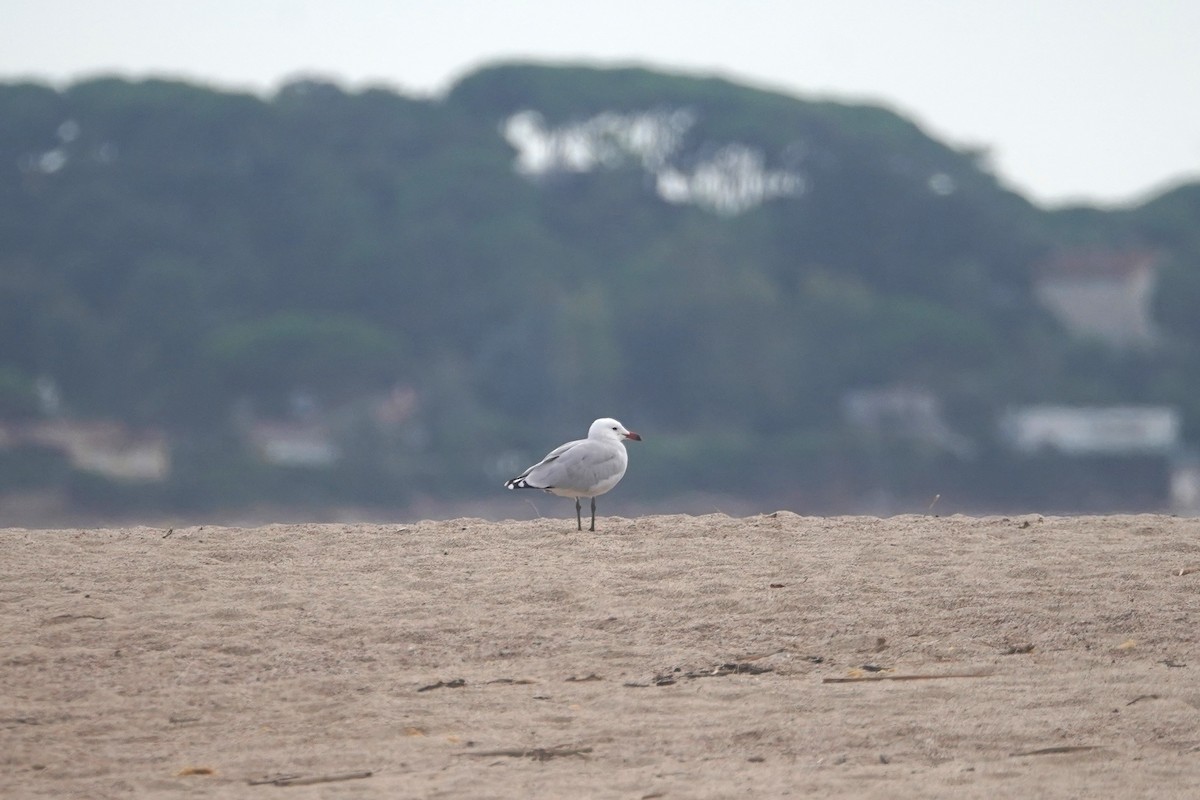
<box><xmin>2</xmin><ymin>63</ymin><xmax>1199</xmax><ymax>516</ymax></box>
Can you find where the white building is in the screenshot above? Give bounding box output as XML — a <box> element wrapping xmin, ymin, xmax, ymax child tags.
<box><xmin>843</xmin><ymin>385</ymin><xmax>973</xmax><ymax>457</ymax></box>
<box><xmin>0</xmin><ymin>420</ymin><xmax>170</xmax><ymax>481</ymax></box>
<box><xmin>1033</xmin><ymin>249</ymin><xmax>1160</xmax><ymax>349</ymax></box>
<box><xmin>1000</xmin><ymin>405</ymin><xmax>1180</xmax><ymax>456</ymax></box>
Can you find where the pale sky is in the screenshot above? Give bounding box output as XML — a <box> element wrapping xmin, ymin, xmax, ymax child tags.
<box><xmin>3</xmin><ymin>0</ymin><xmax>1199</xmax><ymax>207</ymax></box>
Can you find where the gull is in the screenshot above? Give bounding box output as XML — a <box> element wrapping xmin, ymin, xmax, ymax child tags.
<box><xmin>504</xmin><ymin>418</ymin><xmax>642</xmax><ymax>531</ymax></box>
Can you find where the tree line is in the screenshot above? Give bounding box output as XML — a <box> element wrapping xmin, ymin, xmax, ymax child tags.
<box><xmin>1</xmin><ymin>64</ymin><xmax>1198</xmax><ymax>513</ymax></box>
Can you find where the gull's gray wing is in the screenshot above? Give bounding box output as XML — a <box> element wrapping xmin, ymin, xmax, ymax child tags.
<box><xmin>523</xmin><ymin>438</ymin><xmax>625</xmax><ymax>496</ymax></box>
<box><xmin>505</xmin><ymin>437</ymin><xmax>583</xmax><ymax>488</ymax></box>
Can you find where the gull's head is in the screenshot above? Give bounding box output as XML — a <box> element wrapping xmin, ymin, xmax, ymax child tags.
<box><xmin>590</xmin><ymin>417</ymin><xmax>642</xmax><ymax>443</ymax></box>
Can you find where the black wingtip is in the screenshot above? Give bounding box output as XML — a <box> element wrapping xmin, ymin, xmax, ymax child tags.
<box><xmin>505</xmin><ymin>478</ymin><xmax>552</xmax><ymax>491</ymax></box>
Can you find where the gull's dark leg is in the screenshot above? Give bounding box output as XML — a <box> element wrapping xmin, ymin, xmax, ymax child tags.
<box><xmin>590</xmin><ymin>496</ymin><xmax>597</xmax><ymax>532</ymax></box>
<box><xmin>575</xmin><ymin>498</ymin><xmax>582</xmax><ymax>531</ymax></box>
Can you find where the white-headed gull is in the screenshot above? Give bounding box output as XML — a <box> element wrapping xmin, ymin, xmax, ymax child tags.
<box><xmin>504</xmin><ymin>417</ymin><xmax>642</xmax><ymax>531</ymax></box>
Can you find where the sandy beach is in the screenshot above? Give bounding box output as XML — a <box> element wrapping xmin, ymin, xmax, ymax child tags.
<box><xmin>3</xmin><ymin>512</ymin><xmax>1199</xmax><ymax>798</ymax></box>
